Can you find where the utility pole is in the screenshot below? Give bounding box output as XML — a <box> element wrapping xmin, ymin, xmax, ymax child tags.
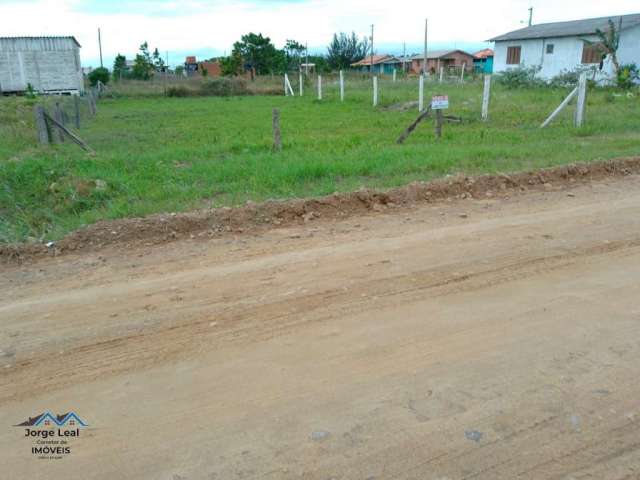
<box><xmin>370</xmin><ymin>24</ymin><xmax>374</xmax><ymax>77</ymax></box>
<box><xmin>98</xmin><ymin>28</ymin><xmax>103</xmax><ymax>68</ymax></box>
<box><xmin>528</xmin><ymin>7</ymin><xmax>533</xmax><ymax>26</ymax></box>
<box><xmin>423</xmin><ymin>18</ymin><xmax>428</xmax><ymax>75</ymax></box>
<box><xmin>305</xmin><ymin>42</ymin><xmax>309</xmax><ymax>76</ymax></box>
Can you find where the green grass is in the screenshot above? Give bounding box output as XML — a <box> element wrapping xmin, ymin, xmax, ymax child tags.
<box><xmin>1</xmin><ymin>77</ymin><xmax>639</xmax><ymax>243</ymax></box>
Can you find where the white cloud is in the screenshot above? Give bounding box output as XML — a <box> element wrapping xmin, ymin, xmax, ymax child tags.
<box><xmin>1</xmin><ymin>0</ymin><xmax>639</xmax><ymax>67</ymax></box>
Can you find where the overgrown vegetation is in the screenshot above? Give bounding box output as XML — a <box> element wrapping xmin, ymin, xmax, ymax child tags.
<box><xmin>88</xmin><ymin>67</ymin><xmax>110</xmax><ymax>86</ymax></box>
<box><xmin>1</xmin><ymin>78</ymin><xmax>639</xmax><ymax>243</ymax></box>
<box><xmin>495</xmin><ymin>66</ymin><xmax>544</xmax><ymax>89</ymax></box>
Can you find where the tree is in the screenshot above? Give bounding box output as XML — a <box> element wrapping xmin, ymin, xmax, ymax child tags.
<box><xmin>131</xmin><ymin>42</ymin><xmax>155</xmax><ymax>80</ymax></box>
<box><xmin>174</xmin><ymin>65</ymin><xmax>185</xmax><ymax>76</ymax></box>
<box><xmin>284</xmin><ymin>39</ymin><xmax>306</xmax><ymax>71</ymax></box>
<box><xmin>231</xmin><ymin>33</ymin><xmax>280</xmax><ymax>79</ymax></box>
<box><xmin>583</xmin><ymin>18</ymin><xmax>623</xmax><ymax>74</ymax></box>
<box><xmin>112</xmin><ymin>54</ymin><xmax>127</xmax><ymax>81</ymax></box>
<box><xmin>152</xmin><ymin>47</ymin><xmax>165</xmax><ymax>71</ymax></box>
<box><xmin>326</xmin><ymin>32</ymin><xmax>369</xmax><ymax>70</ymax></box>
<box><xmin>220</xmin><ymin>53</ymin><xmax>243</xmax><ymax>76</ymax></box>
<box><xmin>88</xmin><ymin>67</ymin><xmax>110</xmax><ymax>86</ymax></box>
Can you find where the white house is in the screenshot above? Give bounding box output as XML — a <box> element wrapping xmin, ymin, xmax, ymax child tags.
<box><xmin>0</xmin><ymin>36</ymin><xmax>84</xmax><ymax>94</ymax></box>
<box><xmin>490</xmin><ymin>13</ymin><xmax>640</xmax><ymax>82</ymax></box>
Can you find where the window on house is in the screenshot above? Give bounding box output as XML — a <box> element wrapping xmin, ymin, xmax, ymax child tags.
<box><xmin>506</xmin><ymin>46</ymin><xmax>521</xmax><ymax>65</ymax></box>
<box><xmin>582</xmin><ymin>43</ymin><xmax>603</xmax><ymax>64</ymax></box>
<box><xmin>546</xmin><ymin>44</ymin><xmax>554</xmax><ymax>54</ymax></box>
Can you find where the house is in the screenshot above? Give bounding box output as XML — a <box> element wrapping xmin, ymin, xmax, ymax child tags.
<box><xmin>0</xmin><ymin>36</ymin><xmax>83</xmax><ymax>94</ymax></box>
<box><xmin>199</xmin><ymin>60</ymin><xmax>222</xmax><ymax>77</ymax></box>
<box><xmin>473</xmin><ymin>48</ymin><xmax>494</xmax><ymax>73</ymax></box>
<box><xmin>184</xmin><ymin>56</ymin><xmax>199</xmax><ymax>76</ymax></box>
<box><xmin>351</xmin><ymin>54</ymin><xmax>402</xmax><ymax>74</ymax></box>
<box><xmin>410</xmin><ymin>50</ymin><xmax>476</xmax><ymax>75</ymax></box>
<box><xmin>490</xmin><ymin>13</ymin><xmax>640</xmax><ymax>81</ymax></box>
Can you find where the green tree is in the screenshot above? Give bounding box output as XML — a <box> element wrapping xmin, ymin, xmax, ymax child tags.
<box><xmin>88</xmin><ymin>67</ymin><xmax>110</xmax><ymax>86</ymax></box>
<box><xmin>284</xmin><ymin>39</ymin><xmax>306</xmax><ymax>71</ymax></box>
<box><xmin>132</xmin><ymin>42</ymin><xmax>155</xmax><ymax>80</ymax></box>
<box><xmin>326</xmin><ymin>32</ymin><xmax>369</xmax><ymax>70</ymax></box>
<box><xmin>112</xmin><ymin>54</ymin><xmax>127</xmax><ymax>81</ymax></box>
<box><xmin>220</xmin><ymin>53</ymin><xmax>243</xmax><ymax>76</ymax></box>
<box><xmin>152</xmin><ymin>47</ymin><xmax>165</xmax><ymax>71</ymax></box>
<box><xmin>174</xmin><ymin>65</ymin><xmax>185</xmax><ymax>76</ymax></box>
<box><xmin>231</xmin><ymin>33</ymin><xmax>280</xmax><ymax>79</ymax></box>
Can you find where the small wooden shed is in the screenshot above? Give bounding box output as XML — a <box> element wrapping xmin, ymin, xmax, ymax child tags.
<box><xmin>0</xmin><ymin>36</ymin><xmax>83</xmax><ymax>95</ymax></box>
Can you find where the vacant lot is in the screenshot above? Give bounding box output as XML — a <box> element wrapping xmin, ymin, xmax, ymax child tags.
<box><xmin>1</xmin><ymin>77</ymin><xmax>639</xmax><ymax>242</ymax></box>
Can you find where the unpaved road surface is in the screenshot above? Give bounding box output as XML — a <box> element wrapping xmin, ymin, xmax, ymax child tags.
<box><xmin>2</xmin><ymin>175</ymin><xmax>640</xmax><ymax>479</ymax></box>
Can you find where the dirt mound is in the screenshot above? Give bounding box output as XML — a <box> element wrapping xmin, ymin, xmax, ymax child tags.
<box><xmin>2</xmin><ymin>157</ymin><xmax>639</xmax><ymax>263</ymax></box>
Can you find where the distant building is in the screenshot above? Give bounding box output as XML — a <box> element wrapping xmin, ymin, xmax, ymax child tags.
<box><xmin>473</xmin><ymin>48</ymin><xmax>494</xmax><ymax>73</ymax></box>
<box><xmin>184</xmin><ymin>56</ymin><xmax>198</xmax><ymax>76</ymax></box>
<box><xmin>410</xmin><ymin>50</ymin><xmax>476</xmax><ymax>74</ymax></box>
<box><xmin>0</xmin><ymin>36</ymin><xmax>83</xmax><ymax>94</ymax></box>
<box><xmin>199</xmin><ymin>60</ymin><xmax>222</xmax><ymax>77</ymax></box>
<box><xmin>351</xmin><ymin>54</ymin><xmax>402</xmax><ymax>74</ymax></box>
<box><xmin>490</xmin><ymin>13</ymin><xmax>640</xmax><ymax>81</ymax></box>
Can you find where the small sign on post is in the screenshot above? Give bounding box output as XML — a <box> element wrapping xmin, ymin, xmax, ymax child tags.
<box><xmin>431</xmin><ymin>95</ymin><xmax>449</xmax><ymax>139</ymax></box>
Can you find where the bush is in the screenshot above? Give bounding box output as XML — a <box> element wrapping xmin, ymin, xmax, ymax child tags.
<box><xmin>199</xmin><ymin>78</ymin><xmax>250</xmax><ymax>96</ymax></box>
<box><xmin>616</xmin><ymin>64</ymin><xmax>639</xmax><ymax>90</ymax></box>
<box><xmin>495</xmin><ymin>65</ymin><xmax>543</xmax><ymax>89</ymax></box>
<box><xmin>88</xmin><ymin>67</ymin><xmax>110</xmax><ymax>87</ymax></box>
<box><xmin>166</xmin><ymin>86</ymin><xmax>195</xmax><ymax>97</ymax></box>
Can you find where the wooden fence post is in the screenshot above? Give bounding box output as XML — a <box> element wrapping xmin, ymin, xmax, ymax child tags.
<box><xmin>460</xmin><ymin>63</ymin><xmax>466</xmax><ymax>83</ymax></box>
<box><xmin>439</xmin><ymin>67</ymin><xmax>444</xmax><ymax>83</ymax></box>
<box><xmin>74</xmin><ymin>94</ymin><xmax>81</xmax><ymax>129</ymax></box>
<box><xmin>317</xmin><ymin>75</ymin><xmax>322</xmax><ymax>100</ymax></box>
<box><xmin>339</xmin><ymin>70</ymin><xmax>345</xmax><ymax>102</ymax></box>
<box><xmin>373</xmin><ymin>76</ymin><xmax>378</xmax><ymax>107</ymax></box>
<box><xmin>299</xmin><ymin>72</ymin><xmax>303</xmax><ymax>97</ymax></box>
<box><xmin>393</xmin><ymin>69</ymin><xmax>397</xmax><ymax>82</ymax></box>
<box><xmin>54</xmin><ymin>102</ymin><xmax>65</xmax><ymax>143</ymax></box>
<box><xmin>575</xmin><ymin>72</ymin><xmax>587</xmax><ymax>127</ymax></box>
<box><xmin>418</xmin><ymin>74</ymin><xmax>424</xmax><ymax>112</ymax></box>
<box><xmin>540</xmin><ymin>87</ymin><xmax>578</xmax><ymax>128</ymax></box>
<box><xmin>481</xmin><ymin>74</ymin><xmax>491</xmax><ymax>121</ymax></box>
<box><xmin>435</xmin><ymin>109</ymin><xmax>443</xmax><ymax>139</ymax></box>
<box><xmin>272</xmin><ymin>108</ymin><xmax>282</xmax><ymax>151</ymax></box>
<box><xmin>34</xmin><ymin>105</ymin><xmax>50</xmax><ymax>145</ymax></box>
<box><xmin>283</xmin><ymin>74</ymin><xmax>288</xmax><ymax>96</ymax></box>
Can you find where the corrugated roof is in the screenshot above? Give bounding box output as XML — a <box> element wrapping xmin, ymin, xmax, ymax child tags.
<box><xmin>473</xmin><ymin>48</ymin><xmax>494</xmax><ymax>59</ymax></box>
<box><xmin>351</xmin><ymin>54</ymin><xmax>400</xmax><ymax>66</ymax></box>
<box><xmin>409</xmin><ymin>49</ymin><xmax>474</xmax><ymax>60</ymax></box>
<box><xmin>0</xmin><ymin>36</ymin><xmax>81</xmax><ymax>47</ymax></box>
<box><xmin>490</xmin><ymin>13</ymin><xmax>640</xmax><ymax>41</ymax></box>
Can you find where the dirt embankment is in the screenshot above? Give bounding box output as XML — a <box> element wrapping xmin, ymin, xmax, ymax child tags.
<box><xmin>3</xmin><ymin>156</ymin><xmax>639</xmax><ymax>262</ymax></box>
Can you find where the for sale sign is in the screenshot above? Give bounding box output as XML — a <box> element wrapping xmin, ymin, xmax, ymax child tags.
<box><xmin>431</xmin><ymin>95</ymin><xmax>449</xmax><ymax>110</ymax></box>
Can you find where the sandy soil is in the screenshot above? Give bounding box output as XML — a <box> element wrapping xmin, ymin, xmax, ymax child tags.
<box><xmin>1</xmin><ymin>173</ymin><xmax>640</xmax><ymax>479</ymax></box>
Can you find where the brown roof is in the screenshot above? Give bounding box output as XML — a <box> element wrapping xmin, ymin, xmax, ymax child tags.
<box><xmin>473</xmin><ymin>48</ymin><xmax>494</xmax><ymax>59</ymax></box>
<box><xmin>351</xmin><ymin>54</ymin><xmax>398</xmax><ymax>66</ymax></box>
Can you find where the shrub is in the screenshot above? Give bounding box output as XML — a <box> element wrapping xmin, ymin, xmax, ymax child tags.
<box><xmin>199</xmin><ymin>78</ymin><xmax>250</xmax><ymax>96</ymax></box>
<box><xmin>616</xmin><ymin>63</ymin><xmax>639</xmax><ymax>90</ymax></box>
<box><xmin>495</xmin><ymin>65</ymin><xmax>543</xmax><ymax>89</ymax></box>
<box><xmin>166</xmin><ymin>86</ymin><xmax>195</xmax><ymax>97</ymax></box>
<box><xmin>88</xmin><ymin>67</ymin><xmax>110</xmax><ymax>87</ymax></box>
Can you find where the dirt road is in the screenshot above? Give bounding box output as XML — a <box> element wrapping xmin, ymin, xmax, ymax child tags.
<box><xmin>2</xmin><ymin>174</ymin><xmax>640</xmax><ymax>479</ymax></box>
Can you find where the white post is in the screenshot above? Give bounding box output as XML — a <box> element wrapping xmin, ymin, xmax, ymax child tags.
<box><xmin>575</xmin><ymin>72</ymin><xmax>587</xmax><ymax>127</ymax></box>
<box><xmin>541</xmin><ymin>87</ymin><xmax>578</xmax><ymax>128</ymax></box>
<box><xmin>284</xmin><ymin>73</ymin><xmax>294</xmax><ymax>96</ymax></box>
<box><xmin>481</xmin><ymin>74</ymin><xmax>491</xmax><ymax>121</ymax></box>
<box><xmin>460</xmin><ymin>63</ymin><xmax>466</xmax><ymax>83</ymax></box>
<box><xmin>299</xmin><ymin>72</ymin><xmax>303</xmax><ymax>96</ymax></box>
<box><xmin>284</xmin><ymin>74</ymin><xmax>288</xmax><ymax>96</ymax></box>
<box><xmin>393</xmin><ymin>69</ymin><xmax>397</xmax><ymax>82</ymax></box>
<box><xmin>317</xmin><ymin>75</ymin><xmax>322</xmax><ymax>100</ymax></box>
<box><xmin>439</xmin><ymin>66</ymin><xmax>444</xmax><ymax>83</ymax></box>
<box><xmin>418</xmin><ymin>74</ymin><xmax>424</xmax><ymax>112</ymax></box>
<box><xmin>373</xmin><ymin>76</ymin><xmax>378</xmax><ymax>107</ymax></box>
<box><xmin>340</xmin><ymin>70</ymin><xmax>345</xmax><ymax>102</ymax></box>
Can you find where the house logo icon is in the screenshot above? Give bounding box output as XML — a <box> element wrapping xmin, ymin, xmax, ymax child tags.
<box><xmin>15</xmin><ymin>412</ymin><xmax>88</xmax><ymax>428</ymax></box>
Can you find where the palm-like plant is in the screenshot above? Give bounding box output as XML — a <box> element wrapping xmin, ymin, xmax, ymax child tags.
<box><xmin>584</xmin><ymin>18</ymin><xmax>623</xmax><ymax>73</ymax></box>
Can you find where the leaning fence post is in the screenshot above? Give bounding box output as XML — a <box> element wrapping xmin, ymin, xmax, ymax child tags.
<box><xmin>74</xmin><ymin>94</ymin><xmax>81</xmax><ymax>129</ymax></box>
<box><xmin>481</xmin><ymin>74</ymin><xmax>491</xmax><ymax>121</ymax></box>
<box><xmin>272</xmin><ymin>108</ymin><xmax>282</xmax><ymax>151</ymax></box>
<box><xmin>373</xmin><ymin>76</ymin><xmax>378</xmax><ymax>107</ymax></box>
<box><xmin>339</xmin><ymin>70</ymin><xmax>344</xmax><ymax>102</ymax></box>
<box><xmin>34</xmin><ymin>105</ymin><xmax>50</xmax><ymax>145</ymax></box>
<box><xmin>575</xmin><ymin>72</ymin><xmax>587</xmax><ymax>127</ymax></box>
<box><xmin>54</xmin><ymin>102</ymin><xmax>65</xmax><ymax>143</ymax></box>
<box><xmin>418</xmin><ymin>74</ymin><xmax>424</xmax><ymax>112</ymax></box>
<box><xmin>317</xmin><ymin>75</ymin><xmax>322</xmax><ymax>100</ymax></box>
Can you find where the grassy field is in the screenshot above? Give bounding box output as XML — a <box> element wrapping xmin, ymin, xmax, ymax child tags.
<box><xmin>1</xmin><ymin>75</ymin><xmax>639</xmax><ymax>243</ymax></box>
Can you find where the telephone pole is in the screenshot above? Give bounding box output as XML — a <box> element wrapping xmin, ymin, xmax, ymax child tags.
<box><xmin>98</xmin><ymin>28</ymin><xmax>103</xmax><ymax>68</ymax></box>
<box><xmin>370</xmin><ymin>24</ymin><xmax>375</xmax><ymax>76</ymax></box>
<box><xmin>528</xmin><ymin>7</ymin><xmax>533</xmax><ymax>26</ymax></box>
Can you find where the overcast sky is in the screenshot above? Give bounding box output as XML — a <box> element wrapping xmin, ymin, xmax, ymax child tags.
<box><xmin>1</xmin><ymin>0</ymin><xmax>638</xmax><ymax>68</ymax></box>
